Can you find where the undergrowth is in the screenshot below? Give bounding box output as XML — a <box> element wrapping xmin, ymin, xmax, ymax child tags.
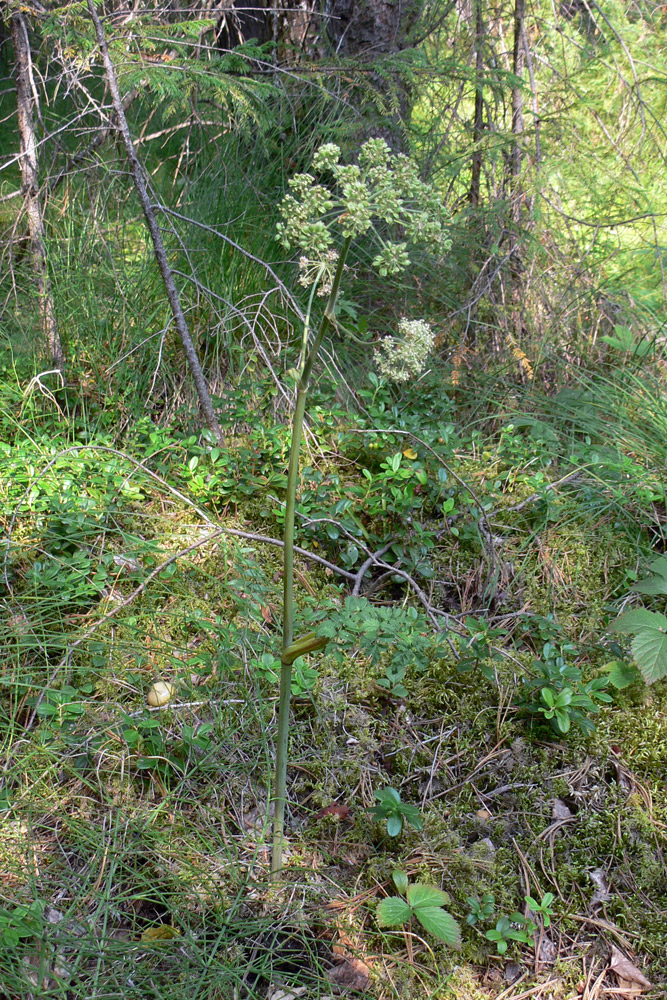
<box><xmin>1</xmin><ymin>345</ymin><xmax>666</xmax><ymax>997</ymax></box>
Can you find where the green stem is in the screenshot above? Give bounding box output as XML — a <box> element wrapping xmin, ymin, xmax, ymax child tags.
<box><xmin>271</xmin><ymin>238</ymin><xmax>351</xmax><ymax>878</ymax></box>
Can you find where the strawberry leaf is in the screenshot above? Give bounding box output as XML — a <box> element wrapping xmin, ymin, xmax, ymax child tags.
<box><xmin>376</xmin><ymin>896</ymin><xmax>412</xmax><ymax>927</ymax></box>
<box><xmin>414</xmin><ymin>906</ymin><xmax>461</xmax><ymax>947</ymax></box>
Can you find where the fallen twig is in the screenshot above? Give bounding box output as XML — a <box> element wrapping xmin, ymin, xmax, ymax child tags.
<box><xmin>351</xmin><ymin>540</ymin><xmax>396</xmax><ymax>596</ymax></box>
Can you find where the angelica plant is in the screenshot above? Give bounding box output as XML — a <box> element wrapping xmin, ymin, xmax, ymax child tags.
<box><xmin>271</xmin><ymin>138</ymin><xmax>450</xmax><ymax>876</ymax></box>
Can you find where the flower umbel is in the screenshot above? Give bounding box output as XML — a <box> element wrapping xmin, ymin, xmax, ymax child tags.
<box><xmin>375</xmin><ymin>318</ymin><xmax>436</xmax><ymax>383</ymax></box>
<box><xmin>298</xmin><ymin>250</ymin><xmax>340</xmax><ymax>295</ymax></box>
<box><xmin>276</xmin><ymin>138</ymin><xmax>450</xmax><ymax>281</ymax></box>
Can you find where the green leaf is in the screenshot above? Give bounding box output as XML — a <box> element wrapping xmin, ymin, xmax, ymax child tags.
<box><xmin>392</xmin><ymin>870</ymin><xmax>409</xmax><ymax>895</ymax></box>
<box><xmin>554</xmin><ymin>709</ymin><xmax>571</xmax><ymax>733</ymax></box>
<box><xmin>555</xmin><ymin>688</ymin><xmax>573</xmax><ymax>707</ymax></box>
<box><xmin>646</xmin><ymin>554</ymin><xmax>667</xmax><ymax>579</ymax></box>
<box><xmin>386</xmin><ymin>814</ymin><xmax>403</xmax><ymax>837</ymax></box>
<box><xmin>630</xmin><ymin>626</ymin><xmax>667</xmax><ymax>685</ymax></box>
<box><xmin>281</xmin><ymin>632</ymin><xmax>329</xmax><ymax>665</ymax></box>
<box><xmin>376</xmin><ymin>896</ymin><xmax>413</xmax><ymax>927</ymax></box>
<box><xmin>407</xmin><ymin>884</ymin><xmax>451</xmax><ymax>909</ymax></box>
<box><xmin>601</xmin><ymin>660</ymin><xmax>639</xmax><ymax>689</ymax></box>
<box><xmin>632</xmin><ymin>575</ymin><xmax>667</xmax><ymax>596</ymax></box>
<box><xmin>2</xmin><ymin>927</ymin><xmax>20</xmax><ymax>949</ymax></box>
<box><xmin>398</xmin><ymin>802</ymin><xmax>423</xmax><ymax>830</ymax></box>
<box><xmin>610</xmin><ymin>608</ymin><xmax>667</xmax><ymax>636</ymax></box>
<box><xmin>541</xmin><ymin>687</ymin><xmax>555</xmax><ymax>707</ymax></box>
<box><xmin>375</xmin><ymin>786</ymin><xmax>401</xmax><ymax>806</ymax></box>
<box><xmin>414</xmin><ymin>906</ymin><xmax>461</xmax><ymax>947</ymax></box>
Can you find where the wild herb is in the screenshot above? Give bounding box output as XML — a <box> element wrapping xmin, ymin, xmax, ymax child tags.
<box><xmin>368</xmin><ymin>787</ymin><xmax>423</xmax><ymax>837</ymax></box>
<box><xmin>376</xmin><ymin>870</ymin><xmax>461</xmax><ymax>947</ymax></box>
<box><xmin>271</xmin><ymin>138</ymin><xmax>450</xmax><ymax>874</ymax></box>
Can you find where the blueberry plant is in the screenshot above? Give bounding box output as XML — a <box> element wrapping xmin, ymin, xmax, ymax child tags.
<box><xmin>271</xmin><ymin>138</ymin><xmax>450</xmax><ymax>875</ymax></box>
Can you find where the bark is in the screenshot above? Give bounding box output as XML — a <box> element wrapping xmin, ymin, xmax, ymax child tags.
<box><xmin>215</xmin><ymin>0</ymin><xmax>275</xmax><ymax>48</ymax></box>
<box><xmin>11</xmin><ymin>12</ymin><xmax>65</xmax><ymax>372</ymax></box>
<box><xmin>509</xmin><ymin>0</ymin><xmax>526</xmax><ymax>348</ymax></box>
<box><xmin>325</xmin><ymin>0</ymin><xmax>419</xmax><ymax>57</ymax></box>
<box><xmin>325</xmin><ymin>0</ymin><xmax>421</xmax><ymax>146</ymax></box>
<box><xmin>469</xmin><ymin>0</ymin><xmax>485</xmax><ymax>206</ymax></box>
<box><xmin>86</xmin><ymin>0</ymin><xmax>224</xmax><ymax>446</ymax></box>
<box><xmin>510</xmin><ymin>0</ymin><xmax>525</xmax><ymax>194</ymax></box>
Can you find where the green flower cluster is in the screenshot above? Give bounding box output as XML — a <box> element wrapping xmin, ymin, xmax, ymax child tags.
<box><xmin>277</xmin><ymin>138</ymin><xmax>450</xmax><ymax>288</ymax></box>
<box><xmin>375</xmin><ymin>318</ymin><xmax>436</xmax><ymax>383</ymax></box>
<box><xmin>277</xmin><ymin>173</ymin><xmax>334</xmax><ymax>257</ymax></box>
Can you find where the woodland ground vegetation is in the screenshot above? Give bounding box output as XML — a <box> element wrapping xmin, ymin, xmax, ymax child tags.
<box><xmin>0</xmin><ymin>1</ymin><xmax>666</xmax><ymax>997</ymax></box>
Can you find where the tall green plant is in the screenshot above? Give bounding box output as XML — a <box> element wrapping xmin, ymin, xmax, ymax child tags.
<box><xmin>271</xmin><ymin>138</ymin><xmax>450</xmax><ymax>874</ymax></box>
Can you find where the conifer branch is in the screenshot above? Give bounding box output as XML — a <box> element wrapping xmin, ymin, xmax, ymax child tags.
<box><xmin>86</xmin><ymin>0</ymin><xmax>224</xmax><ymax>446</ymax></box>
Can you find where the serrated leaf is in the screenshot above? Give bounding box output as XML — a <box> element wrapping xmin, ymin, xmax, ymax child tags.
<box><xmin>413</xmin><ymin>906</ymin><xmax>461</xmax><ymax>947</ymax></box>
<box><xmin>407</xmin><ymin>884</ymin><xmax>451</xmax><ymax>909</ymax></box>
<box><xmin>632</xmin><ymin>575</ymin><xmax>667</xmax><ymax>596</ymax></box>
<box><xmin>610</xmin><ymin>609</ymin><xmax>667</xmax><ymax>636</ymax></box>
<box><xmin>376</xmin><ymin>896</ymin><xmax>413</xmax><ymax>927</ymax></box>
<box><xmin>601</xmin><ymin>660</ymin><xmax>639</xmax><ymax>689</ymax></box>
<box><xmin>631</xmin><ymin>627</ymin><xmax>667</xmax><ymax>684</ymax></box>
<box><xmin>392</xmin><ymin>870</ymin><xmax>409</xmax><ymax>895</ymax></box>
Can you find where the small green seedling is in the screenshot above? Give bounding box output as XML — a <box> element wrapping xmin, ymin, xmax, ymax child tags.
<box><xmin>368</xmin><ymin>787</ymin><xmax>423</xmax><ymax>837</ymax></box>
<box><xmin>526</xmin><ymin>891</ymin><xmax>555</xmax><ymax>927</ymax></box>
<box><xmin>485</xmin><ymin>913</ymin><xmax>536</xmax><ymax>954</ymax></box>
<box><xmin>466</xmin><ymin>893</ymin><xmax>496</xmax><ymax>926</ymax></box>
<box><xmin>377</xmin><ymin>870</ymin><xmax>461</xmax><ymax>947</ymax></box>
<box><xmin>539</xmin><ymin>686</ymin><xmax>577</xmax><ymax>733</ymax></box>
<box><xmin>0</xmin><ymin>901</ymin><xmax>45</xmax><ymax>950</ymax></box>
<box><xmin>518</xmin><ymin>646</ymin><xmax>612</xmax><ymax>735</ymax></box>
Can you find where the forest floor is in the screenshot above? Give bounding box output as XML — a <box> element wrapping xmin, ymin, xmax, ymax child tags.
<box><xmin>1</xmin><ymin>369</ymin><xmax>666</xmax><ymax>1000</ymax></box>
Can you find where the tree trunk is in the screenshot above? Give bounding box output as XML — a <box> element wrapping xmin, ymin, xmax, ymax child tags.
<box><xmin>11</xmin><ymin>12</ymin><xmax>65</xmax><ymax>372</ymax></box>
<box><xmin>325</xmin><ymin>0</ymin><xmax>420</xmax><ymax>146</ymax></box>
<box><xmin>325</xmin><ymin>0</ymin><xmax>419</xmax><ymax>57</ymax></box>
<box><xmin>86</xmin><ymin>0</ymin><xmax>224</xmax><ymax>446</ymax></box>
<box><xmin>511</xmin><ymin>0</ymin><xmax>525</xmax><ymax>195</ymax></box>
<box><xmin>469</xmin><ymin>0</ymin><xmax>485</xmax><ymax>206</ymax></box>
<box><xmin>508</xmin><ymin>0</ymin><xmax>526</xmax><ymax>354</ymax></box>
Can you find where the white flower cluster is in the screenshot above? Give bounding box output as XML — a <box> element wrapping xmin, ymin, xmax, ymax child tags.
<box><xmin>374</xmin><ymin>318</ymin><xmax>436</xmax><ymax>383</ymax></box>
<box><xmin>276</xmin><ymin>138</ymin><xmax>450</xmax><ymax>288</ymax></box>
<box><xmin>298</xmin><ymin>249</ymin><xmax>339</xmax><ymax>296</ymax></box>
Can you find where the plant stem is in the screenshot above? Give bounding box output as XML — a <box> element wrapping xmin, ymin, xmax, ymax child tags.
<box><xmin>271</xmin><ymin>238</ymin><xmax>351</xmax><ymax>877</ymax></box>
